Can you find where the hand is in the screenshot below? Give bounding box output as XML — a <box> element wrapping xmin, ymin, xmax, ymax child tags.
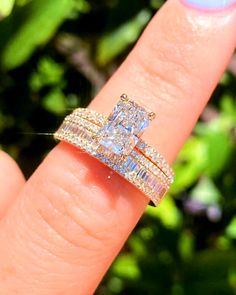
<box><xmin>0</xmin><ymin>0</ymin><xmax>235</xmax><ymax>294</ymax></box>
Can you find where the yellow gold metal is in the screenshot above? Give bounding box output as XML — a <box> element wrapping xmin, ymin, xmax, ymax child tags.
<box><xmin>120</xmin><ymin>93</ymin><xmax>128</xmax><ymax>101</ymax></box>
<box><xmin>148</xmin><ymin>112</ymin><xmax>156</xmax><ymax>120</ymax></box>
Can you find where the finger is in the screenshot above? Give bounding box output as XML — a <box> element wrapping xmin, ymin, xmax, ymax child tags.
<box><xmin>0</xmin><ymin>1</ymin><xmax>236</xmax><ymax>294</ymax></box>
<box><xmin>0</xmin><ymin>150</ymin><xmax>25</xmax><ymax>218</ymax></box>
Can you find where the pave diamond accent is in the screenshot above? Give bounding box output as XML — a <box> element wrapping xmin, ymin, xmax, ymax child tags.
<box><xmin>97</xmin><ymin>98</ymin><xmax>150</xmax><ymax>156</ymax></box>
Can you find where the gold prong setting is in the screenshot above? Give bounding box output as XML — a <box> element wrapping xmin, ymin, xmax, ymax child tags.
<box><xmin>148</xmin><ymin>112</ymin><xmax>156</xmax><ymax>121</ymax></box>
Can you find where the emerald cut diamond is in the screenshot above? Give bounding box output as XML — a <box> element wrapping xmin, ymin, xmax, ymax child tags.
<box><xmin>98</xmin><ymin>97</ymin><xmax>152</xmax><ymax>156</ymax></box>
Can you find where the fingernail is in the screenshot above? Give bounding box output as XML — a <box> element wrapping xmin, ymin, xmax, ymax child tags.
<box><xmin>182</xmin><ymin>0</ymin><xmax>236</xmax><ymax>11</ymax></box>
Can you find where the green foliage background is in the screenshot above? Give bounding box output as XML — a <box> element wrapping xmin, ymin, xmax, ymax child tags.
<box><xmin>0</xmin><ymin>0</ymin><xmax>236</xmax><ymax>294</ymax></box>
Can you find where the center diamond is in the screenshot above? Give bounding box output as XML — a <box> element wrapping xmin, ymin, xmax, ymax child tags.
<box><xmin>97</xmin><ymin>96</ymin><xmax>151</xmax><ymax>156</ymax></box>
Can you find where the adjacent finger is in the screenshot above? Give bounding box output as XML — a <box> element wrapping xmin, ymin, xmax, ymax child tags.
<box><xmin>0</xmin><ymin>1</ymin><xmax>236</xmax><ymax>294</ymax></box>
<box><xmin>0</xmin><ymin>150</ymin><xmax>25</xmax><ymax>218</ymax></box>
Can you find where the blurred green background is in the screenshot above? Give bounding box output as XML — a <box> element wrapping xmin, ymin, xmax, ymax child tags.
<box><xmin>0</xmin><ymin>0</ymin><xmax>236</xmax><ymax>294</ymax></box>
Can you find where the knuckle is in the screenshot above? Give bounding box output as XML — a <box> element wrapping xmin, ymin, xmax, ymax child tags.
<box><xmin>129</xmin><ymin>14</ymin><xmax>201</xmax><ymax>106</ymax></box>
<box><xmin>133</xmin><ymin>44</ymin><xmax>195</xmax><ymax>102</ymax></box>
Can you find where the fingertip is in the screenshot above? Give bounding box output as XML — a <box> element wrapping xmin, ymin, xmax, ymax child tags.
<box><xmin>0</xmin><ymin>150</ymin><xmax>25</xmax><ymax>183</ymax></box>
<box><xmin>0</xmin><ymin>150</ymin><xmax>25</xmax><ymax>217</ymax></box>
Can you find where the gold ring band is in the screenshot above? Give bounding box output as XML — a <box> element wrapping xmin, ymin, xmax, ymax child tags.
<box><xmin>54</xmin><ymin>94</ymin><xmax>174</xmax><ymax>206</ymax></box>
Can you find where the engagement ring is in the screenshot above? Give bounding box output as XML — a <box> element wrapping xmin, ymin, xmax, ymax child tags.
<box><xmin>54</xmin><ymin>94</ymin><xmax>174</xmax><ymax>206</ymax></box>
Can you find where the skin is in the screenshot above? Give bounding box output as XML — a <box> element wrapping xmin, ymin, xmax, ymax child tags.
<box><xmin>0</xmin><ymin>150</ymin><xmax>25</xmax><ymax>218</ymax></box>
<box><xmin>0</xmin><ymin>0</ymin><xmax>236</xmax><ymax>294</ymax></box>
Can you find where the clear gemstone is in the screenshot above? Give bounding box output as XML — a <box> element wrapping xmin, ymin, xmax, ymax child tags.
<box><xmin>110</xmin><ymin>100</ymin><xmax>150</xmax><ymax>135</ymax></box>
<box><xmin>98</xmin><ymin>124</ymin><xmax>138</xmax><ymax>155</ymax></box>
<box><xmin>98</xmin><ymin>98</ymin><xmax>150</xmax><ymax>156</ymax></box>
<box><xmin>138</xmin><ymin>141</ymin><xmax>146</xmax><ymax>150</ymax></box>
<box><xmin>127</xmin><ymin>160</ymin><xmax>138</xmax><ymax>172</ymax></box>
<box><xmin>124</xmin><ymin>156</ymin><xmax>133</xmax><ymax>168</ymax></box>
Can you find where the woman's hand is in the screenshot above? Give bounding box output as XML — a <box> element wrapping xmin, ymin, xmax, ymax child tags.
<box><xmin>0</xmin><ymin>0</ymin><xmax>236</xmax><ymax>294</ymax></box>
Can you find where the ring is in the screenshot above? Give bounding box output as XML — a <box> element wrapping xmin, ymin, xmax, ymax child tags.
<box><xmin>54</xmin><ymin>94</ymin><xmax>174</xmax><ymax>206</ymax></box>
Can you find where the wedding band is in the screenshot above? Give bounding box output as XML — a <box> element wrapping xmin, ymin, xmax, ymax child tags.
<box><xmin>54</xmin><ymin>94</ymin><xmax>174</xmax><ymax>206</ymax></box>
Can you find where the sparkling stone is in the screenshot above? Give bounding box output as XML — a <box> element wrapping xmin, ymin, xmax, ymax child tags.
<box><xmin>110</xmin><ymin>100</ymin><xmax>150</xmax><ymax>135</ymax></box>
<box><xmin>128</xmin><ymin>160</ymin><xmax>138</xmax><ymax>172</ymax></box>
<box><xmin>98</xmin><ymin>124</ymin><xmax>139</xmax><ymax>155</ymax></box>
<box><xmin>115</xmin><ymin>165</ymin><xmax>126</xmax><ymax>175</ymax></box>
<box><xmin>138</xmin><ymin>141</ymin><xmax>146</xmax><ymax>150</ymax></box>
<box><xmin>136</xmin><ymin>169</ymin><xmax>148</xmax><ymax>182</ymax></box>
<box><xmin>141</xmin><ymin>172</ymin><xmax>149</xmax><ymax>181</ymax></box>
<box><xmin>124</xmin><ymin>156</ymin><xmax>133</xmax><ymax>168</ymax></box>
<box><xmin>63</xmin><ymin>124</ymin><xmax>70</xmax><ymax>133</ymax></box>
<box><xmin>98</xmin><ymin>98</ymin><xmax>150</xmax><ymax>156</ymax></box>
<box><xmin>148</xmin><ymin>177</ymin><xmax>156</xmax><ymax>188</ymax></box>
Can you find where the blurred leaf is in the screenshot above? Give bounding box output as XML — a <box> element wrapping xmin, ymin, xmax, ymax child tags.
<box><xmin>30</xmin><ymin>57</ymin><xmax>64</xmax><ymax>91</ymax></box>
<box><xmin>220</xmin><ymin>72</ymin><xmax>232</xmax><ymax>86</ymax></box>
<box><xmin>128</xmin><ymin>235</ymin><xmax>147</xmax><ymax>257</ymax></box>
<box><xmin>107</xmin><ymin>277</ymin><xmax>124</xmax><ymax>294</ymax></box>
<box><xmin>221</xmin><ymin>94</ymin><xmax>236</xmax><ymax>123</ymax></box>
<box><xmin>196</xmin><ymin>119</ymin><xmax>233</xmax><ymax>177</ymax></box>
<box><xmin>0</xmin><ymin>0</ymin><xmax>15</xmax><ymax>19</ymax></box>
<box><xmin>191</xmin><ymin>177</ymin><xmax>221</xmax><ymax>206</ymax></box>
<box><xmin>185</xmin><ymin>250</ymin><xmax>236</xmax><ymax>294</ymax></box>
<box><xmin>216</xmin><ymin>236</ymin><xmax>232</xmax><ymax>251</ymax></box>
<box><xmin>0</xmin><ymin>0</ymin><xmax>82</xmax><ymax>69</ymax></box>
<box><xmin>42</xmin><ymin>88</ymin><xmax>66</xmax><ymax>115</ymax></box>
<box><xmin>229</xmin><ymin>268</ymin><xmax>236</xmax><ymax>291</ymax></box>
<box><xmin>0</xmin><ymin>112</ymin><xmax>14</xmax><ymax>131</ymax></box>
<box><xmin>178</xmin><ymin>231</ymin><xmax>195</xmax><ymax>261</ymax></box>
<box><xmin>16</xmin><ymin>0</ymin><xmax>32</xmax><ymax>6</ymax></box>
<box><xmin>205</xmin><ymin>128</ymin><xmax>232</xmax><ymax>178</ymax></box>
<box><xmin>112</xmin><ymin>254</ymin><xmax>140</xmax><ymax>280</ymax></box>
<box><xmin>66</xmin><ymin>94</ymin><xmax>81</xmax><ymax>110</ymax></box>
<box><xmin>96</xmin><ymin>9</ymin><xmax>151</xmax><ymax>65</ymax></box>
<box><xmin>139</xmin><ymin>227</ymin><xmax>154</xmax><ymax>241</ymax></box>
<box><xmin>145</xmin><ymin>196</ymin><xmax>182</xmax><ymax>229</ymax></box>
<box><xmin>171</xmin><ymin>136</ymin><xmax>207</xmax><ymax>194</ymax></box>
<box><xmin>150</xmin><ymin>0</ymin><xmax>164</xmax><ymax>9</ymax></box>
<box><xmin>73</xmin><ymin>0</ymin><xmax>90</xmax><ymax>13</ymax></box>
<box><xmin>226</xmin><ymin>217</ymin><xmax>236</xmax><ymax>239</ymax></box>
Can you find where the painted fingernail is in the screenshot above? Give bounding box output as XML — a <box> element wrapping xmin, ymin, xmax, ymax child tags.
<box><xmin>182</xmin><ymin>0</ymin><xmax>236</xmax><ymax>10</ymax></box>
